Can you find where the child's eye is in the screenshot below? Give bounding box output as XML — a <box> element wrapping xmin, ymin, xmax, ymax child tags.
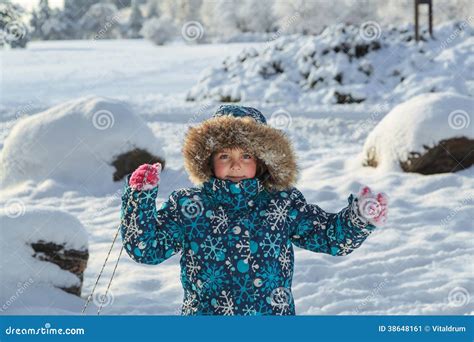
<box><xmin>219</xmin><ymin>154</ymin><xmax>229</xmax><ymax>159</ymax></box>
<box><xmin>242</xmin><ymin>153</ymin><xmax>252</xmax><ymax>159</ymax></box>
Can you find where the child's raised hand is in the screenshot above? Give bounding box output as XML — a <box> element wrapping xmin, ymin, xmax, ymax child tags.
<box><xmin>357</xmin><ymin>185</ymin><xmax>388</xmax><ymax>226</ymax></box>
<box><xmin>129</xmin><ymin>163</ymin><xmax>162</xmax><ymax>190</ymax></box>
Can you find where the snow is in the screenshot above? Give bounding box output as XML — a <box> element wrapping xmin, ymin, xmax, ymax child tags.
<box><xmin>0</xmin><ymin>39</ymin><xmax>260</xmax><ymax>111</ymax></box>
<box><xmin>0</xmin><ymin>96</ymin><xmax>166</xmax><ymax>195</ymax></box>
<box><xmin>187</xmin><ymin>21</ymin><xmax>473</xmax><ymax>105</ymax></box>
<box><xmin>361</xmin><ymin>92</ymin><xmax>474</xmax><ymax>172</ymax></box>
<box><xmin>0</xmin><ymin>35</ymin><xmax>473</xmax><ymax>315</ymax></box>
<box><xmin>0</xmin><ymin>207</ymin><xmax>88</xmax><ymax>314</ymax></box>
<box><xmin>0</xmin><ymin>207</ymin><xmax>88</xmax><ymax>251</ymax></box>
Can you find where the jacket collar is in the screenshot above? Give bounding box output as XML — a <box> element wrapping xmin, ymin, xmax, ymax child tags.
<box><xmin>201</xmin><ymin>177</ymin><xmax>265</xmax><ymax>211</ymax></box>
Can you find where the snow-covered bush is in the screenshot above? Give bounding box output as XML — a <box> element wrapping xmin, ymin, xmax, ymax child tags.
<box><xmin>187</xmin><ymin>21</ymin><xmax>473</xmax><ymax>105</ymax></box>
<box><xmin>125</xmin><ymin>0</ymin><xmax>144</xmax><ymax>39</ymax></box>
<box><xmin>140</xmin><ymin>16</ymin><xmax>176</xmax><ymax>45</ymax></box>
<box><xmin>29</xmin><ymin>0</ymin><xmax>50</xmax><ymax>40</ymax></box>
<box><xmin>0</xmin><ymin>2</ymin><xmax>29</xmax><ymax>48</ymax></box>
<box><xmin>145</xmin><ymin>0</ymin><xmax>161</xmax><ymax>19</ymax></box>
<box><xmin>200</xmin><ymin>0</ymin><xmax>240</xmax><ymax>39</ymax></box>
<box><xmin>79</xmin><ymin>3</ymin><xmax>121</xmax><ymax>40</ymax></box>
<box><xmin>161</xmin><ymin>0</ymin><xmax>202</xmax><ymax>25</ymax></box>
<box><xmin>57</xmin><ymin>0</ymin><xmax>92</xmax><ymax>39</ymax></box>
<box><xmin>0</xmin><ymin>96</ymin><xmax>166</xmax><ymax>195</ymax></box>
<box><xmin>31</xmin><ymin>6</ymin><xmax>77</xmax><ymax>41</ymax></box>
<box><xmin>362</xmin><ymin>92</ymin><xmax>474</xmax><ymax>173</ymax></box>
<box><xmin>238</xmin><ymin>0</ymin><xmax>276</xmax><ymax>33</ymax></box>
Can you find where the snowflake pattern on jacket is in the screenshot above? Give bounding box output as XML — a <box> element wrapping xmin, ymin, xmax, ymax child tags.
<box><xmin>120</xmin><ymin>176</ymin><xmax>376</xmax><ymax>315</ymax></box>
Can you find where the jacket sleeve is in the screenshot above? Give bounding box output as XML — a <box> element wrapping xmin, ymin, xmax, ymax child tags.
<box><xmin>288</xmin><ymin>188</ymin><xmax>377</xmax><ymax>256</ymax></box>
<box><xmin>120</xmin><ymin>177</ymin><xmax>184</xmax><ymax>265</ymax></box>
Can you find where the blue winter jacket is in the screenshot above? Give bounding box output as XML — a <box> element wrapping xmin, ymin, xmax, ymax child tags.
<box><xmin>120</xmin><ymin>176</ymin><xmax>376</xmax><ymax>315</ymax></box>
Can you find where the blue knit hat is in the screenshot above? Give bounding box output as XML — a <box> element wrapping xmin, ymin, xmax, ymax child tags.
<box><xmin>213</xmin><ymin>105</ymin><xmax>267</xmax><ymax>124</ymax></box>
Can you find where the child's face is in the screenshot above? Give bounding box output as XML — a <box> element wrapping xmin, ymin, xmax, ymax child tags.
<box><xmin>212</xmin><ymin>148</ymin><xmax>257</xmax><ymax>182</ymax></box>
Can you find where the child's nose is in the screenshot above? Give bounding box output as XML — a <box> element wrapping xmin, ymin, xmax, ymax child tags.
<box><xmin>230</xmin><ymin>160</ymin><xmax>241</xmax><ymax>170</ymax></box>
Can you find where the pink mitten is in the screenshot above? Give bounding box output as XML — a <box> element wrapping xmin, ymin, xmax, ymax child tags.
<box><xmin>357</xmin><ymin>185</ymin><xmax>388</xmax><ymax>226</ymax></box>
<box><xmin>129</xmin><ymin>163</ymin><xmax>162</xmax><ymax>190</ymax></box>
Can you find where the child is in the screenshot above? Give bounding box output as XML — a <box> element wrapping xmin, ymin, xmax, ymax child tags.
<box><xmin>120</xmin><ymin>105</ymin><xmax>388</xmax><ymax>315</ymax></box>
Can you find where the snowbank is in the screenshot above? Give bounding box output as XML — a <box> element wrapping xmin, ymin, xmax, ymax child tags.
<box><xmin>362</xmin><ymin>92</ymin><xmax>474</xmax><ymax>172</ymax></box>
<box><xmin>0</xmin><ymin>207</ymin><xmax>88</xmax><ymax>313</ymax></box>
<box><xmin>187</xmin><ymin>21</ymin><xmax>473</xmax><ymax>105</ymax></box>
<box><xmin>0</xmin><ymin>96</ymin><xmax>165</xmax><ymax>195</ymax></box>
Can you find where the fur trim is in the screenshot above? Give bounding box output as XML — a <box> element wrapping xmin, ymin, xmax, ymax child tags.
<box><xmin>182</xmin><ymin>115</ymin><xmax>298</xmax><ymax>191</ymax></box>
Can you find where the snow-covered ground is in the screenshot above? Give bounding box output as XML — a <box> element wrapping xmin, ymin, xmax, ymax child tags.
<box><xmin>0</xmin><ymin>37</ymin><xmax>472</xmax><ymax>315</ymax></box>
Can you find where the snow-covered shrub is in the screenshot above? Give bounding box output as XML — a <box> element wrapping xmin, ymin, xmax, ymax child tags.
<box><xmin>79</xmin><ymin>3</ymin><xmax>121</xmax><ymax>40</ymax></box>
<box><xmin>187</xmin><ymin>21</ymin><xmax>473</xmax><ymax>105</ymax></box>
<box><xmin>200</xmin><ymin>0</ymin><xmax>241</xmax><ymax>39</ymax></box>
<box><xmin>239</xmin><ymin>0</ymin><xmax>276</xmax><ymax>33</ymax></box>
<box><xmin>140</xmin><ymin>16</ymin><xmax>176</xmax><ymax>45</ymax></box>
<box><xmin>124</xmin><ymin>0</ymin><xmax>144</xmax><ymax>39</ymax></box>
<box><xmin>32</xmin><ymin>8</ymin><xmax>77</xmax><ymax>41</ymax></box>
<box><xmin>0</xmin><ymin>2</ymin><xmax>29</xmax><ymax>48</ymax></box>
<box><xmin>362</xmin><ymin>92</ymin><xmax>474</xmax><ymax>173</ymax></box>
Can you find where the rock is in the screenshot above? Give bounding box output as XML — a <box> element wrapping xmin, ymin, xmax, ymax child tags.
<box><xmin>334</xmin><ymin>91</ymin><xmax>365</xmax><ymax>104</ymax></box>
<box><xmin>31</xmin><ymin>241</ymin><xmax>89</xmax><ymax>296</ymax></box>
<box><xmin>362</xmin><ymin>92</ymin><xmax>473</xmax><ymax>173</ymax></box>
<box><xmin>399</xmin><ymin>137</ymin><xmax>474</xmax><ymax>174</ymax></box>
<box><xmin>112</xmin><ymin>148</ymin><xmax>166</xmax><ymax>182</ymax></box>
<box><xmin>0</xmin><ymin>208</ymin><xmax>89</xmax><ymax>298</ymax></box>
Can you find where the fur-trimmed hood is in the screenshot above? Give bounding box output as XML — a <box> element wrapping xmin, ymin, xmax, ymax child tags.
<box><xmin>182</xmin><ymin>105</ymin><xmax>298</xmax><ymax>191</ymax></box>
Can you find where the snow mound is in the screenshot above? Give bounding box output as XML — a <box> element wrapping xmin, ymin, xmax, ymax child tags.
<box><xmin>187</xmin><ymin>21</ymin><xmax>473</xmax><ymax>105</ymax></box>
<box><xmin>0</xmin><ymin>207</ymin><xmax>88</xmax><ymax>312</ymax></box>
<box><xmin>362</xmin><ymin>92</ymin><xmax>474</xmax><ymax>172</ymax></box>
<box><xmin>1</xmin><ymin>207</ymin><xmax>88</xmax><ymax>251</ymax></box>
<box><xmin>0</xmin><ymin>96</ymin><xmax>165</xmax><ymax>195</ymax></box>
